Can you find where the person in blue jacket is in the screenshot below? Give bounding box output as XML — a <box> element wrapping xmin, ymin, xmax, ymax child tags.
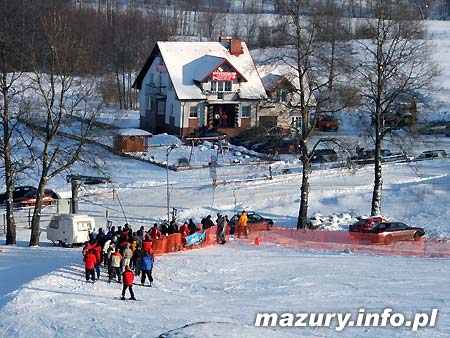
<box><xmin>140</xmin><ymin>251</ymin><xmax>154</xmax><ymax>286</ymax></box>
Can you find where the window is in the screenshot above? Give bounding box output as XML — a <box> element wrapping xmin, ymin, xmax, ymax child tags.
<box><xmin>291</xmin><ymin>116</ymin><xmax>302</xmax><ymax>128</ymax></box>
<box><xmin>145</xmin><ymin>96</ymin><xmax>151</xmax><ymax>110</ymax></box>
<box><xmin>77</xmin><ymin>221</ymin><xmax>92</xmax><ymax>231</ymax></box>
<box><xmin>158</xmin><ymin>101</ymin><xmax>165</xmax><ymax>115</ymax></box>
<box><xmin>189</xmin><ymin>106</ymin><xmax>198</xmax><ymax>118</ymax></box>
<box><xmin>276</xmin><ymin>90</ymin><xmax>287</xmax><ymax>103</ymax></box>
<box><xmin>242</xmin><ymin>106</ymin><xmax>251</xmax><ymax>118</ymax></box>
<box><xmin>49</xmin><ymin>219</ymin><xmax>59</xmax><ymax>229</ymax></box>
<box><xmin>170</xmin><ymin>104</ymin><xmax>174</xmax><ymax>116</ymax></box>
<box><xmin>210</xmin><ymin>81</ymin><xmax>232</xmax><ymax>92</ymax></box>
<box><xmin>150</xmin><ymin>73</ymin><xmax>154</xmax><ymax>85</ymax></box>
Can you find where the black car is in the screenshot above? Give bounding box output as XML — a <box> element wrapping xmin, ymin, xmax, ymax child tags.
<box><xmin>310</xmin><ymin>149</ymin><xmax>338</xmax><ymax>163</ymax></box>
<box><xmin>229</xmin><ymin>211</ymin><xmax>274</xmax><ymax>234</ymax></box>
<box><xmin>0</xmin><ymin>186</ymin><xmax>37</xmax><ymax>205</ymax></box>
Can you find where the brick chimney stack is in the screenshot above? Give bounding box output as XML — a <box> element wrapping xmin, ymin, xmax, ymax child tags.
<box><xmin>219</xmin><ymin>36</ymin><xmax>244</xmax><ymax>56</ymax></box>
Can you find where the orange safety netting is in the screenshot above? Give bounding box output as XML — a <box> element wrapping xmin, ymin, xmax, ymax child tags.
<box><xmin>151</xmin><ymin>226</ymin><xmax>221</xmax><ymax>256</ymax></box>
<box><xmin>248</xmin><ymin>226</ymin><xmax>450</xmax><ymax>258</ymax></box>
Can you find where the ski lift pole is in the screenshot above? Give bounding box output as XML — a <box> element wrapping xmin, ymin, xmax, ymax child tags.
<box><xmin>211</xmin><ymin>184</ymin><xmax>216</xmax><ymax>209</ymax></box>
<box><xmin>115</xmin><ymin>192</ymin><xmax>128</xmax><ymax>224</ymax></box>
<box><xmin>233</xmin><ymin>190</ymin><xmax>237</xmax><ymax>216</ymax></box>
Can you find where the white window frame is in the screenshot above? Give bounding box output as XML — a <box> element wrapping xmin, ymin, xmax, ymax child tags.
<box><xmin>291</xmin><ymin>116</ymin><xmax>302</xmax><ymax>128</ymax></box>
<box><xmin>189</xmin><ymin>106</ymin><xmax>198</xmax><ymax>118</ymax></box>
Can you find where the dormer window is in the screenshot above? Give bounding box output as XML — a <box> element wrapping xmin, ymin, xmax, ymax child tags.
<box><xmin>210</xmin><ymin>80</ymin><xmax>232</xmax><ymax>92</ymax></box>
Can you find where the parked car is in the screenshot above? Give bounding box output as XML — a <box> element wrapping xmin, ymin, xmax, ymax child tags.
<box><xmin>252</xmin><ymin>136</ymin><xmax>301</xmax><ymax>155</ymax></box>
<box><xmin>416</xmin><ymin>150</ymin><xmax>447</xmax><ymax>160</ymax></box>
<box><xmin>310</xmin><ymin>149</ymin><xmax>338</xmax><ymax>163</ymax></box>
<box><xmin>316</xmin><ymin>115</ymin><xmax>339</xmax><ymax>131</ymax></box>
<box><xmin>0</xmin><ymin>186</ymin><xmax>37</xmax><ymax>205</ymax></box>
<box><xmin>352</xmin><ymin>148</ymin><xmax>408</xmax><ymax>163</ymax></box>
<box><xmin>229</xmin><ymin>211</ymin><xmax>274</xmax><ymax>234</ymax></box>
<box><xmin>349</xmin><ymin>216</ymin><xmax>387</xmax><ymax>233</ymax></box>
<box><xmin>18</xmin><ymin>189</ymin><xmax>60</xmax><ymax>207</ymax></box>
<box><xmin>368</xmin><ymin>222</ymin><xmax>425</xmax><ymax>245</ymax></box>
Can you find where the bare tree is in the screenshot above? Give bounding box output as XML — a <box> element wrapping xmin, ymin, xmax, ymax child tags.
<box><xmin>355</xmin><ymin>0</ymin><xmax>437</xmax><ymax>215</ymax></box>
<box><xmin>280</xmin><ymin>1</ymin><xmax>325</xmax><ymax>229</ymax></box>
<box><xmin>0</xmin><ymin>0</ymin><xmax>35</xmax><ymax>245</ymax></box>
<box><xmin>27</xmin><ymin>4</ymin><xmax>101</xmax><ymax>246</ymax></box>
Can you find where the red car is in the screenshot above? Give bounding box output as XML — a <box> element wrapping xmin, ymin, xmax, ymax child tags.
<box><xmin>349</xmin><ymin>216</ymin><xmax>386</xmax><ymax>233</ymax></box>
<box><xmin>316</xmin><ymin>115</ymin><xmax>339</xmax><ymax>131</ymax></box>
<box><xmin>369</xmin><ymin>222</ymin><xmax>425</xmax><ymax>245</ymax></box>
<box><xmin>18</xmin><ymin>189</ymin><xmax>59</xmax><ymax>207</ymax></box>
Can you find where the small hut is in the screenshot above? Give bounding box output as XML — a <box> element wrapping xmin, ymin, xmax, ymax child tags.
<box><xmin>113</xmin><ymin>129</ymin><xmax>152</xmax><ymax>153</ymax></box>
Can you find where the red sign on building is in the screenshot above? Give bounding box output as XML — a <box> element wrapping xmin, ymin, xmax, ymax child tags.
<box><xmin>212</xmin><ymin>72</ymin><xmax>237</xmax><ymax>81</ymax></box>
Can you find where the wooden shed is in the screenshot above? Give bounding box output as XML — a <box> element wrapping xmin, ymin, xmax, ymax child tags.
<box><xmin>113</xmin><ymin>129</ymin><xmax>152</xmax><ymax>153</ymax></box>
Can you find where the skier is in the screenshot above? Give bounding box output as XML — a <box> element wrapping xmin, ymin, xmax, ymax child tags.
<box><xmin>121</xmin><ymin>243</ymin><xmax>133</xmax><ymax>273</ymax></box>
<box><xmin>150</xmin><ymin>223</ymin><xmax>162</xmax><ymax>239</ymax></box>
<box><xmin>237</xmin><ymin>210</ymin><xmax>248</xmax><ymax>239</ymax></box>
<box><xmin>216</xmin><ymin>213</ymin><xmax>226</xmax><ymax>244</ymax></box>
<box><xmin>188</xmin><ymin>219</ymin><xmax>197</xmax><ymax>235</ymax></box>
<box><xmin>121</xmin><ymin>265</ymin><xmax>136</xmax><ymax>300</ymax></box>
<box><xmin>109</xmin><ymin>248</ymin><xmax>122</xmax><ymax>283</ymax></box>
<box><xmin>140</xmin><ymin>251</ymin><xmax>154</xmax><ymax>287</ymax></box>
<box><xmin>83</xmin><ymin>249</ymin><xmax>96</xmax><ymax>283</ymax></box>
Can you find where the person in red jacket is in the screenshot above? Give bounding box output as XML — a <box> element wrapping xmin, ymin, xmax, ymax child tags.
<box><xmin>121</xmin><ymin>265</ymin><xmax>136</xmax><ymax>300</ymax></box>
<box><xmin>142</xmin><ymin>236</ymin><xmax>153</xmax><ymax>255</ymax></box>
<box><xmin>83</xmin><ymin>249</ymin><xmax>97</xmax><ymax>283</ymax></box>
<box><xmin>93</xmin><ymin>243</ymin><xmax>102</xmax><ymax>279</ymax></box>
<box><xmin>150</xmin><ymin>224</ymin><xmax>162</xmax><ymax>240</ymax></box>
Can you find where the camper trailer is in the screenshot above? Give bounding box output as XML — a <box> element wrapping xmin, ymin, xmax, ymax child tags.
<box><xmin>47</xmin><ymin>214</ymin><xmax>96</xmax><ymax>246</ymax></box>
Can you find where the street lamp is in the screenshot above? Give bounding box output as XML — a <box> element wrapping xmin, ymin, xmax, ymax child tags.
<box><xmin>166</xmin><ymin>144</ymin><xmax>179</xmax><ymax>222</ymax></box>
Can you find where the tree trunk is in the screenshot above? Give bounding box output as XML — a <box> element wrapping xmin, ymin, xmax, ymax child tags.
<box><xmin>2</xmin><ymin>86</ymin><xmax>16</xmax><ymax>245</ymax></box>
<box><xmin>297</xmin><ymin>143</ymin><xmax>310</xmax><ymax>229</ymax></box>
<box><xmin>29</xmin><ymin>175</ymin><xmax>48</xmax><ymax>246</ymax></box>
<box><xmin>371</xmin><ymin>121</ymin><xmax>383</xmax><ymax>215</ymax></box>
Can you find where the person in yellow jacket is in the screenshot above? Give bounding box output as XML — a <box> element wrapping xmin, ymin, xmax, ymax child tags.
<box><xmin>237</xmin><ymin>210</ymin><xmax>248</xmax><ymax>239</ymax></box>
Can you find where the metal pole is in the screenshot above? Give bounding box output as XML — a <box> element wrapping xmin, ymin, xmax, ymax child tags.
<box><xmin>166</xmin><ymin>150</ymin><xmax>170</xmax><ymax>222</ymax></box>
<box><xmin>71</xmin><ymin>179</ymin><xmax>80</xmax><ymax>214</ymax></box>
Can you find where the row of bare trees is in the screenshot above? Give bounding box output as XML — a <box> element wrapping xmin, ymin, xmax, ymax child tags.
<box><xmin>275</xmin><ymin>0</ymin><xmax>437</xmax><ymax>228</ymax></box>
<box><xmin>0</xmin><ymin>0</ymin><xmax>174</xmax><ymax>246</ymax></box>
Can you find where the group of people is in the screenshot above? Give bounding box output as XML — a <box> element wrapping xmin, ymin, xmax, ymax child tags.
<box><xmin>82</xmin><ymin>224</ymin><xmax>155</xmax><ymax>300</ymax></box>
<box><xmin>81</xmin><ymin>211</ymin><xmax>249</xmax><ymax>299</ymax></box>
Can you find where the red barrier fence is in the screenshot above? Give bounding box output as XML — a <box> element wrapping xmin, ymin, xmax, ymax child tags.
<box><xmin>249</xmin><ymin>226</ymin><xmax>450</xmax><ymax>258</ymax></box>
<box><xmin>151</xmin><ymin>226</ymin><xmax>222</xmax><ymax>256</ymax></box>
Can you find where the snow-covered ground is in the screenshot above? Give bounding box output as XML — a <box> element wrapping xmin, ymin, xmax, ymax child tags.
<box><xmin>1</xmin><ymin>144</ymin><xmax>450</xmax><ymax>337</ymax></box>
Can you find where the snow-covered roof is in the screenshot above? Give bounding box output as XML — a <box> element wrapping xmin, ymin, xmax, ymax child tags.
<box><xmin>134</xmin><ymin>41</ymin><xmax>267</xmax><ymax>100</ymax></box>
<box><xmin>261</xmin><ymin>74</ymin><xmax>285</xmax><ymax>92</ymax></box>
<box><xmin>115</xmin><ymin>129</ymin><xmax>152</xmax><ymax>136</ymax></box>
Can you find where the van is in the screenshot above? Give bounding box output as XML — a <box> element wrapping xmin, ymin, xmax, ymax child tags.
<box><xmin>47</xmin><ymin>214</ymin><xmax>96</xmax><ymax>246</ymax></box>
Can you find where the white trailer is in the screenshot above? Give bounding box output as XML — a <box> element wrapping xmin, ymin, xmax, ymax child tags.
<box><xmin>47</xmin><ymin>214</ymin><xmax>96</xmax><ymax>246</ymax></box>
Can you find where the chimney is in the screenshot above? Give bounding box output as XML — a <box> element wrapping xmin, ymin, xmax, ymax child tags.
<box><xmin>219</xmin><ymin>36</ymin><xmax>244</xmax><ymax>56</ymax></box>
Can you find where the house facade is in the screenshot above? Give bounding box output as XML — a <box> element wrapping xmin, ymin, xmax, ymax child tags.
<box><xmin>133</xmin><ymin>38</ymin><xmax>267</xmax><ymax>138</ymax></box>
<box><xmin>257</xmin><ymin>71</ymin><xmax>316</xmax><ymax>134</ymax></box>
